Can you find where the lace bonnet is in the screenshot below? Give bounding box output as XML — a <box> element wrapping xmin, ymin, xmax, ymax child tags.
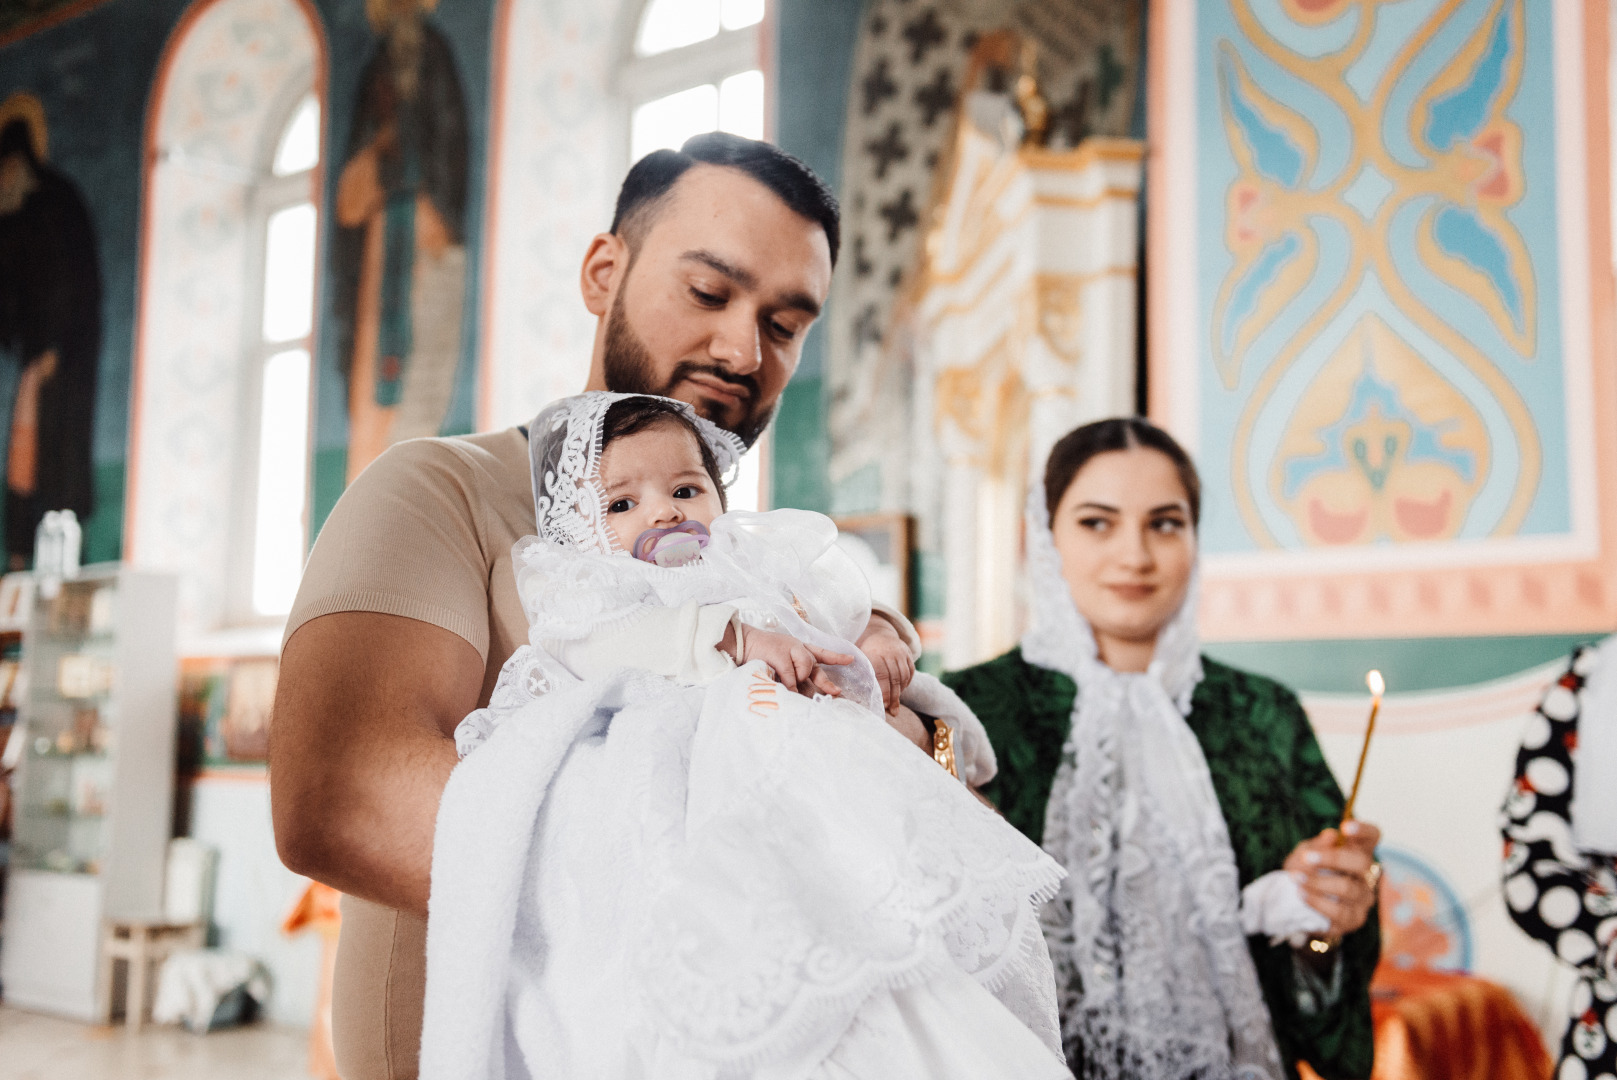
<box><xmin>526</xmin><ymin>391</ymin><xmax>746</xmax><ymax>553</ymax></box>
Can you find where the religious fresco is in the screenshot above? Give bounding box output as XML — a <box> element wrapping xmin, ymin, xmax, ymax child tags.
<box><xmin>0</xmin><ymin>91</ymin><xmax>101</xmax><ymax>569</ymax></box>
<box><xmin>332</xmin><ymin>0</ymin><xmax>470</xmax><ymax>482</ymax></box>
<box><xmin>1151</xmin><ymin>0</ymin><xmax>1617</xmax><ymax>640</ymax></box>
<box><xmin>1199</xmin><ymin>0</ymin><xmax>1559</xmax><ymax>554</ymax></box>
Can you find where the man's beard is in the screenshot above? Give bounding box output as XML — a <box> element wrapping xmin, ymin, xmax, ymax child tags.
<box><xmin>601</xmin><ymin>286</ymin><xmax>775</xmax><ymax>447</ymax></box>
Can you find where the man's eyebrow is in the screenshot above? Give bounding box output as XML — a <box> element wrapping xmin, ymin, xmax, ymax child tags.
<box><xmin>682</xmin><ymin>249</ymin><xmax>757</xmax><ymax>290</ymax></box>
<box><xmin>681</xmin><ymin>249</ymin><xmax>822</xmax><ymax>318</ymax></box>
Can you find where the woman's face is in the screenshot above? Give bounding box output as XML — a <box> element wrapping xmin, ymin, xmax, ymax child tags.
<box><xmin>1050</xmin><ymin>448</ymin><xmax>1196</xmax><ymax>666</ymax></box>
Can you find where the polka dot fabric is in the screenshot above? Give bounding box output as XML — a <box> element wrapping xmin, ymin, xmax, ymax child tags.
<box><xmin>1501</xmin><ymin>644</ymin><xmax>1617</xmax><ymax>1080</ymax></box>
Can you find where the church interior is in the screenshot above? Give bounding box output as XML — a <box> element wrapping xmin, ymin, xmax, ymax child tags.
<box><xmin>0</xmin><ymin>0</ymin><xmax>1614</xmax><ymax>1077</ymax></box>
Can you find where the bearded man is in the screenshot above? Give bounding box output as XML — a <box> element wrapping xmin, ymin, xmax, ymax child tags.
<box><xmin>270</xmin><ymin>133</ymin><xmax>933</xmax><ymax>1080</ymax></box>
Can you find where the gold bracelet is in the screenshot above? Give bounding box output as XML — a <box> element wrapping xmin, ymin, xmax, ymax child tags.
<box><xmin>932</xmin><ymin>720</ymin><xmax>958</xmax><ymax>778</ymax></box>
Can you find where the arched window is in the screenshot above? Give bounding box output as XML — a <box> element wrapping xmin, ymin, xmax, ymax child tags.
<box><xmin>622</xmin><ymin>0</ymin><xmax>771</xmax><ymax>509</ymax></box>
<box><xmin>625</xmin><ymin>0</ymin><xmax>767</xmax><ymax>161</ymax></box>
<box><xmin>128</xmin><ymin>0</ymin><xmax>324</xmax><ymax>640</ymax></box>
<box><xmin>246</xmin><ymin>93</ymin><xmax>321</xmax><ymax>617</ymax></box>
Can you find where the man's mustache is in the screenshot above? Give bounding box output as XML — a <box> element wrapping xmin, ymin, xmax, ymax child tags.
<box><xmin>668</xmin><ymin>362</ymin><xmax>758</xmax><ymax>406</ymax></box>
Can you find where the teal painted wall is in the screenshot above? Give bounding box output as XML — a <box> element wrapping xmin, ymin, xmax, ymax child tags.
<box><xmin>771</xmin><ymin>0</ymin><xmax>864</xmax><ymax>512</ymax></box>
<box><xmin>1203</xmin><ymin>634</ymin><xmax>1592</xmax><ymax>695</ymax></box>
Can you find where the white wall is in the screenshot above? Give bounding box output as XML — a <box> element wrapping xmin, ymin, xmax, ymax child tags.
<box><xmin>126</xmin><ymin>0</ymin><xmax>319</xmax><ymax>638</ymax></box>
<box><xmin>480</xmin><ymin>0</ymin><xmax>632</xmax><ymax>431</ymax></box>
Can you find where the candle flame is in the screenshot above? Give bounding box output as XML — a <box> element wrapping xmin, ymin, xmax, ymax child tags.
<box><xmin>1367</xmin><ymin>669</ymin><xmax>1385</xmax><ymax>697</ymax></box>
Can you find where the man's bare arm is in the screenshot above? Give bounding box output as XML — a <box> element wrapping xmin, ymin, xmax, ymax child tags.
<box><xmin>270</xmin><ymin>611</ymin><xmax>484</xmax><ymax>917</ymax></box>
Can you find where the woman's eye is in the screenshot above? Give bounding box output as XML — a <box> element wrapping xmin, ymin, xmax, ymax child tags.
<box><xmin>607</xmin><ymin>498</ymin><xmax>634</xmax><ymax>514</ymax></box>
<box><xmin>1078</xmin><ymin>516</ymin><xmax>1111</xmax><ymax>533</ymax></box>
<box><xmin>1152</xmin><ymin>517</ymin><xmax>1186</xmax><ymax>534</ymax></box>
<box><xmin>673</xmin><ymin>485</ymin><xmax>700</xmax><ymax>500</ymax></box>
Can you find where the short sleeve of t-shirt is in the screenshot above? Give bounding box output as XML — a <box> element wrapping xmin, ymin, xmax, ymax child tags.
<box><xmin>283</xmin><ymin>433</ymin><xmax>527</xmax><ymax>662</ymax></box>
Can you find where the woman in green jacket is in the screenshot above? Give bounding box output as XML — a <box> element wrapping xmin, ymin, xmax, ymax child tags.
<box><xmin>943</xmin><ymin>418</ymin><xmax>1381</xmax><ymax>1080</ymax></box>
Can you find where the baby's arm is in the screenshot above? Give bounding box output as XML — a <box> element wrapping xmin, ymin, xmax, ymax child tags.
<box><xmin>545</xmin><ymin>602</ymin><xmax>738</xmax><ymax>684</ymax></box>
<box><xmin>718</xmin><ymin>624</ymin><xmax>851</xmax><ymax>698</ymax></box>
<box><xmin>857</xmin><ymin>616</ymin><xmax>917</xmax><ymax>715</ymax></box>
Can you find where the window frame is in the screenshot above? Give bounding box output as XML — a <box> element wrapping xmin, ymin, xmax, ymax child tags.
<box><xmin>224</xmin><ymin>82</ymin><xmax>321</xmax><ymax>626</ymax></box>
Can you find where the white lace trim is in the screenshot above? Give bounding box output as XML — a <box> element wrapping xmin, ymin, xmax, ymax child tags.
<box><xmin>527</xmin><ymin>392</ymin><xmax>745</xmax><ymax>555</ymax></box>
<box><xmin>1020</xmin><ymin>488</ymin><xmax>1284</xmax><ymax>1080</ymax></box>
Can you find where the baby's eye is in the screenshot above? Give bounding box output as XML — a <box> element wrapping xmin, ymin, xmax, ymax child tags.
<box><xmin>607</xmin><ymin>497</ymin><xmax>635</xmax><ymax>514</ymax></box>
<box><xmin>673</xmin><ymin>485</ymin><xmax>701</xmax><ymax>500</ymax></box>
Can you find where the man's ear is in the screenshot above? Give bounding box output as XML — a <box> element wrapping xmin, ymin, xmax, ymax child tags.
<box><xmin>580</xmin><ymin>232</ymin><xmax>628</xmax><ymax>317</ymax></box>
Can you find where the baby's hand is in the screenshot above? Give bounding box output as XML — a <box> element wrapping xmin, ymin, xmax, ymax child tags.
<box><xmin>858</xmin><ymin>617</ymin><xmax>915</xmax><ymax>715</ymax></box>
<box><xmin>740</xmin><ymin>627</ymin><xmax>851</xmax><ymax>699</ymax></box>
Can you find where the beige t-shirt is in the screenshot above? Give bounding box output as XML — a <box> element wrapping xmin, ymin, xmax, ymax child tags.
<box><xmin>284</xmin><ymin>427</ymin><xmax>533</xmax><ymax>1080</ymax></box>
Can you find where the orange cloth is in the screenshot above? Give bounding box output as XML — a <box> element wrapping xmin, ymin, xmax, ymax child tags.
<box><xmin>1301</xmin><ymin>965</ymin><xmax>1551</xmax><ymax>1080</ymax></box>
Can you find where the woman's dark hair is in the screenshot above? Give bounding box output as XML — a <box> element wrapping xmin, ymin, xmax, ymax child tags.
<box><xmin>610</xmin><ymin>131</ymin><xmax>840</xmax><ymax>266</ymax></box>
<box><xmin>600</xmin><ymin>397</ymin><xmax>728</xmax><ymax>512</ymax></box>
<box><xmin>1043</xmin><ymin>417</ymin><xmax>1201</xmax><ymax>526</ymax></box>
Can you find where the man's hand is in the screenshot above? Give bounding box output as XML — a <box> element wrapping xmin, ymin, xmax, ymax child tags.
<box><xmin>270</xmin><ymin>612</ymin><xmax>483</xmax><ymax>917</ymax></box>
<box><xmin>885</xmin><ymin>703</ymin><xmax>933</xmax><ymax>754</ymax></box>
<box><xmin>857</xmin><ymin>616</ymin><xmax>915</xmax><ymax>715</ymax></box>
<box><xmin>735</xmin><ymin>626</ymin><xmax>849</xmax><ymax>698</ymax></box>
<box><xmin>1284</xmin><ymin>819</ymin><xmax>1381</xmax><ymax>939</ymax></box>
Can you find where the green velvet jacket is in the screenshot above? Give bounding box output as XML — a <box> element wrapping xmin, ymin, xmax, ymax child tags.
<box><xmin>943</xmin><ymin>648</ymin><xmax>1380</xmax><ymax>1080</ymax></box>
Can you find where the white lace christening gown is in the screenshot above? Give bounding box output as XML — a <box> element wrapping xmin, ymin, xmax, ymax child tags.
<box><xmin>420</xmin><ymin>510</ymin><xmax>1072</xmax><ymax>1080</ymax></box>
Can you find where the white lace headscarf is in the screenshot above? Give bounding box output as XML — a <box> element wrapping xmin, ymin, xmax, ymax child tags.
<box><xmin>1021</xmin><ymin>487</ymin><xmax>1285</xmax><ymax>1080</ymax></box>
<box><xmin>527</xmin><ymin>391</ymin><xmax>745</xmax><ymax>554</ymax></box>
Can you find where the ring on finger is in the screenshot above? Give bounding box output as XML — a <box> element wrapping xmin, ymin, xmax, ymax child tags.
<box><xmin>1364</xmin><ymin>863</ymin><xmax>1383</xmax><ymax>891</ymax></box>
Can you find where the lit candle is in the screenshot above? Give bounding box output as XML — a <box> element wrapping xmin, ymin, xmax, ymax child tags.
<box><xmin>1340</xmin><ymin>669</ymin><xmax>1384</xmax><ymax>829</ymax></box>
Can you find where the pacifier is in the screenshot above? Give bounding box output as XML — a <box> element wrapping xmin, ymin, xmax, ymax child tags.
<box><xmin>632</xmin><ymin>521</ymin><xmax>711</xmax><ymax>567</ymax></box>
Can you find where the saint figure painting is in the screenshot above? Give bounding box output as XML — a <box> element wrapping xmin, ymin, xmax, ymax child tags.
<box><xmin>0</xmin><ymin>94</ymin><xmax>101</xmax><ymax>569</ymax></box>
<box><xmin>334</xmin><ymin>0</ymin><xmax>469</xmax><ymax>481</ymax></box>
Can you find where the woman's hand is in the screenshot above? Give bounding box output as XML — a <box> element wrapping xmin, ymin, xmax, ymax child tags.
<box><xmin>1283</xmin><ymin>820</ymin><xmax>1382</xmax><ymax>939</ymax></box>
<box><xmin>739</xmin><ymin>628</ymin><xmax>850</xmax><ymax>699</ymax></box>
<box><xmin>857</xmin><ymin>617</ymin><xmax>916</xmax><ymax>715</ymax></box>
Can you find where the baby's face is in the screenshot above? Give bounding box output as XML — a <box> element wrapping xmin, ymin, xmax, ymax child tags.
<box><xmin>597</xmin><ymin>421</ymin><xmax>725</xmax><ymax>552</ymax></box>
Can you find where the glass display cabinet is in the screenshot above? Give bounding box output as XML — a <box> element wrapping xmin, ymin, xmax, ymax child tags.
<box><xmin>1</xmin><ymin>566</ymin><xmax>178</xmax><ymax>1020</ymax></box>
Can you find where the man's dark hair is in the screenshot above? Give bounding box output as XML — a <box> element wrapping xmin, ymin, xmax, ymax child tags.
<box><xmin>600</xmin><ymin>397</ymin><xmax>728</xmax><ymax>512</ymax></box>
<box><xmin>0</xmin><ymin>119</ymin><xmax>38</xmax><ymax>165</ymax></box>
<box><xmin>609</xmin><ymin>132</ymin><xmax>839</xmax><ymax>266</ymax></box>
<box><xmin>1043</xmin><ymin>417</ymin><xmax>1201</xmax><ymax>526</ymax></box>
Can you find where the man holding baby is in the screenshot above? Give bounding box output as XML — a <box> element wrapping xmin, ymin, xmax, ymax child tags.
<box><xmin>270</xmin><ymin>133</ymin><xmax>928</xmax><ymax>1080</ymax></box>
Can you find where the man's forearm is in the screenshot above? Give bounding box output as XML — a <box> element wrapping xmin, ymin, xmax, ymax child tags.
<box><xmin>274</xmin><ymin>721</ymin><xmax>457</xmax><ymax>915</ymax></box>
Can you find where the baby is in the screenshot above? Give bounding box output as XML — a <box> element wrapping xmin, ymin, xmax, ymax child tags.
<box><xmin>424</xmin><ymin>392</ymin><xmax>1069</xmax><ymax>1080</ymax></box>
<box><xmin>584</xmin><ymin>394</ymin><xmax>916</xmax><ymax>708</ymax></box>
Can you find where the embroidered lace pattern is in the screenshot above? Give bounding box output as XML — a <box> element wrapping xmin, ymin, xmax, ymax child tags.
<box><xmin>629</xmin><ymin>677</ymin><xmax>1065</xmax><ymax>1069</ymax></box>
<box><xmin>1020</xmin><ymin>489</ymin><xmax>1285</xmax><ymax>1080</ymax></box>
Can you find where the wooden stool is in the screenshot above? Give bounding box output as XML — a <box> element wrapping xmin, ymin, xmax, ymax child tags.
<box><xmin>97</xmin><ymin>920</ymin><xmax>206</xmax><ymax>1028</ymax></box>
